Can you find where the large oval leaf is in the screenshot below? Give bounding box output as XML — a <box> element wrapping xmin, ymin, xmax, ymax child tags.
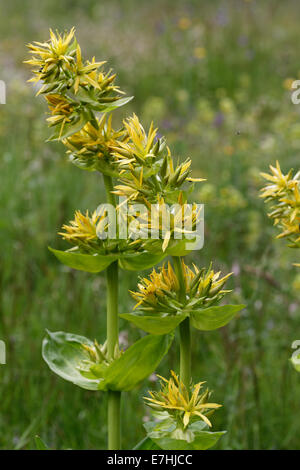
<box><xmin>42</xmin><ymin>330</ymin><xmax>172</xmax><ymax>392</ymax></box>
<box><xmin>103</xmin><ymin>333</ymin><xmax>173</xmax><ymax>391</ymax></box>
<box><xmin>42</xmin><ymin>330</ymin><xmax>101</xmax><ymax>391</ymax></box>
<box><xmin>118</xmin><ymin>252</ymin><xmax>165</xmax><ymax>271</ymax></box>
<box><xmin>133</xmin><ymin>437</ymin><xmax>161</xmax><ymax>450</ymax></box>
<box><xmin>144</xmin><ymin>419</ymin><xmax>226</xmax><ymax>450</ymax></box>
<box><xmin>150</xmin><ymin>430</ymin><xmax>226</xmax><ymax>450</ymax></box>
<box><xmin>146</xmin><ymin>239</ymin><xmax>199</xmax><ymax>256</ymax></box>
<box><xmin>49</xmin><ymin>247</ymin><xmax>117</xmax><ymax>273</ymax></box>
<box><xmin>92</xmin><ymin>96</ymin><xmax>134</xmax><ymax>112</ymax></box>
<box><xmin>50</xmin><ymin>247</ymin><xmax>164</xmax><ymax>273</ymax></box>
<box><xmin>120</xmin><ymin>312</ymin><xmax>187</xmax><ymax>335</ymax></box>
<box><xmin>190</xmin><ymin>304</ymin><xmax>245</xmax><ymax>331</ymax></box>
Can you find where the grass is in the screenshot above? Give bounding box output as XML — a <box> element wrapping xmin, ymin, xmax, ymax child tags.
<box><xmin>0</xmin><ymin>0</ymin><xmax>300</xmax><ymax>449</ymax></box>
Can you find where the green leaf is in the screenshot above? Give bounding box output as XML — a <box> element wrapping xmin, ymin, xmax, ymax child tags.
<box><xmin>190</xmin><ymin>304</ymin><xmax>245</xmax><ymax>331</ymax></box>
<box><xmin>42</xmin><ymin>330</ymin><xmax>101</xmax><ymax>391</ymax></box>
<box><xmin>93</xmin><ymin>96</ymin><xmax>134</xmax><ymax>112</ymax></box>
<box><xmin>145</xmin><ymin>419</ymin><xmax>226</xmax><ymax>450</ymax></box>
<box><xmin>35</xmin><ymin>436</ymin><xmax>50</xmax><ymax>450</ymax></box>
<box><xmin>42</xmin><ymin>330</ymin><xmax>172</xmax><ymax>392</ymax></box>
<box><xmin>49</xmin><ymin>247</ymin><xmax>164</xmax><ymax>273</ymax></box>
<box><xmin>69</xmin><ymin>154</ymin><xmax>120</xmax><ymax>177</ymax></box>
<box><xmin>103</xmin><ymin>333</ymin><xmax>173</xmax><ymax>391</ymax></box>
<box><xmin>151</xmin><ymin>430</ymin><xmax>226</xmax><ymax>450</ymax></box>
<box><xmin>133</xmin><ymin>437</ymin><xmax>161</xmax><ymax>450</ymax></box>
<box><xmin>48</xmin><ymin>112</ymin><xmax>89</xmax><ymax>141</ymax></box>
<box><xmin>49</xmin><ymin>247</ymin><xmax>118</xmax><ymax>273</ymax></box>
<box><xmin>118</xmin><ymin>252</ymin><xmax>166</xmax><ymax>271</ymax></box>
<box><xmin>146</xmin><ymin>238</ymin><xmax>200</xmax><ymax>256</ymax></box>
<box><xmin>120</xmin><ymin>312</ymin><xmax>187</xmax><ymax>335</ymax></box>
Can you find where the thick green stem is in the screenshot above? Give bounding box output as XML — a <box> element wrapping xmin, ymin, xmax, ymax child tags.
<box><xmin>104</xmin><ymin>174</ymin><xmax>121</xmax><ymax>450</ymax></box>
<box><xmin>107</xmin><ymin>390</ymin><xmax>121</xmax><ymax>450</ymax></box>
<box><xmin>103</xmin><ymin>174</ymin><xmax>116</xmax><ymax>206</ymax></box>
<box><xmin>179</xmin><ymin>317</ymin><xmax>191</xmax><ymax>388</ymax></box>
<box><xmin>106</xmin><ymin>260</ymin><xmax>119</xmax><ymax>360</ymax></box>
<box><xmin>172</xmin><ymin>256</ymin><xmax>191</xmax><ymax>388</ymax></box>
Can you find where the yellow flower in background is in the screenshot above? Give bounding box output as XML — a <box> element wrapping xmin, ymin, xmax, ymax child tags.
<box><xmin>144</xmin><ymin>371</ymin><xmax>221</xmax><ymax>428</ymax></box>
<box><xmin>178</xmin><ymin>17</ymin><xmax>192</xmax><ymax>30</ymax></box>
<box><xmin>261</xmin><ymin>161</ymin><xmax>300</xmax><ymax>250</ymax></box>
<box><xmin>261</xmin><ymin>161</ymin><xmax>295</xmax><ymax>197</ymax></box>
<box><xmin>283</xmin><ymin>78</ymin><xmax>295</xmax><ymax>91</ymax></box>
<box><xmin>223</xmin><ymin>145</ymin><xmax>234</xmax><ymax>156</ymax></box>
<box><xmin>193</xmin><ymin>47</ymin><xmax>206</xmax><ymax>60</ymax></box>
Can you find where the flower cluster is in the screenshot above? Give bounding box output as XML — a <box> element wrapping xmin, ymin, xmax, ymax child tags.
<box><xmin>261</xmin><ymin>161</ymin><xmax>300</xmax><ymax>249</ymax></box>
<box><xmin>25</xmin><ymin>28</ymin><xmax>127</xmax><ymax>141</ymax></box>
<box><xmin>59</xmin><ymin>208</ymin><xmax>147</xmax><ymax>255</ymax></box>
<box><xmin>125</xmin><ymin>195</ymin><xmax>201</xmax><ymax>252</ymax></box>
<box><xmin>112</xmin><ymin>114</ymin><xmax>204</xmax><ymax>204</ymax></box>
<box><xmin>144</xmin><ymin>371</ymin><xmax>221</xmax><ymax>428</ymax></box>
<box><xmin>78</xmin><ymin>339</ymin><xmax>121</xmax><ymax>379</ymax></box>
<box><xmin>25</xmin><ymin>29</ymin><xmax>204</xmax><ymax>256</ymax></box>
<box><xmin>131</xmin><ymin>260</ymin><xmax>232</xmax><ymax>314</ymax></box>
<box><xmin>63</xmin><ymin>115</ymin><xmax>127</xmax><ymax>173</ymax></box>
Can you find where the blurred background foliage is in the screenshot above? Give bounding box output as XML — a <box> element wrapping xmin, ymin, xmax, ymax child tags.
<box><xmin>0</xmin><ymin>0</ymin><xmax>299</xmax><ymax>449</ymax></box>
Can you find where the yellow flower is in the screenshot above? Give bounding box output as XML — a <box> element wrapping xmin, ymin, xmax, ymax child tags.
<box><xmin>261</xmin><ymin>161</ymin><xmax>300</xmax><ymax>249</ymax></box>
<box><xmin>45</xmin><ymin>94</ymin><xmax>74</xmax><ymax>136</ymax></box>
<box><xmin>223</xmin><ymin>145</ymin><xmax>234</xmax><ymax>156</ymax></box>
<box><xmin>25</xmin><ymin>28</ymin><xmax>76</xmax><ymax>89</ymax></box>
<box><xmin>63</xmin><ymin>114</ymin><xmax>127</xmax><ymax>170</ymax></box>
<box><xmin>131</xmin><ymin>260</ymin><xmax>232</xmax><ymax>314</ymax></box>
<box><xmin>127</xmin><ymin>194</ymin><xmax>201</xmax><ymax>251</ymax></box>
<box><xmin>112</xmin><ymin>114</ymin><xmax>204</xmax><ymax>204</ymax></box>
<box><xmin>78</xmin><ymin>339</ymin><xmax>122</xmax><ymax>378</ymax></box>
<box><xmin>178</xmin><ymin>17</ymin><xmax>192</xmax><ymax>30</ymax></box>
<box><xmin>283</xmin><ymin>78</ymin><xmax>295</xmax><ymax>90</ymax></box>
<box><xmin>131</xmin><ymin>262</ymin><xmax>179</xmax><ymax>310</ymax></box>
<box><xmin>59</xmin><ymin>209</ymin><xmax>102</xmax><ymax>245</ymax></box>
<box><xmin>59</xmin><ymin>208</ymin><xmax>149</xmax><ymax>255</ymax></box>
<box><xmin>193</xmin><ymin>47</ymin><xmax>206</xmax><ymax>60</ymax></box>
<box><xmin>144</xmin><ymin>371</ymin><xmax>221</xmax><ymax>428</ymax></box>
<box><xmin>72</xmin><ymin>44</ymin><xmax>107</xmax><ymax>93</ymax></box>
<box><xmin>25</xmin><ymin>27</ymin><xmax>125</xmax><ymax>133</ymax></box>
<box><xmin>260</xmin><ymin>161</ymin><xmax>296</xmax><ymax>198</ymax></box>
<box><xmin>112</xmin><ymin>113</ymin><xmax>158</xmax><ymax>166</ymax></box>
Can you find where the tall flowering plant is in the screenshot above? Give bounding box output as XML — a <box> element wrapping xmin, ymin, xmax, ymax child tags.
<box><xmin>25</xmin><ymin>28</ymin><xmax>244</xmax><ymax>450</ymax></box>
<box><xmin>261</xmin><ymin>161</ymin><xmax>300</xmax><ymax>373</ymax></box>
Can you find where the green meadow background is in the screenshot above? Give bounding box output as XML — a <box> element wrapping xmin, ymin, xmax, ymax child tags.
<box><xmin>0</xmin><ymin>0</ymin><xmax>299</xmax><ymax>449</ymax></box>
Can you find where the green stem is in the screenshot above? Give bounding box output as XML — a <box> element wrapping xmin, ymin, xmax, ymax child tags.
<box><xmin>172</xmin><ymin>256</ymin><xmax>191</xmax><ymax>388</ymax></box>
<box><xmin>103</xmin><ymin>174</ymin><xmax>121</xmax><ymax>450</ymax></box>
<box><xmin>103</xmin><ymin>174</ymin><xmax>116</xmax><ymax>206</ymax></box>
<box><xmin>179</xmin><ymin>317</ymin><xmax>191</xmax><ymax>388</ymax></box>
